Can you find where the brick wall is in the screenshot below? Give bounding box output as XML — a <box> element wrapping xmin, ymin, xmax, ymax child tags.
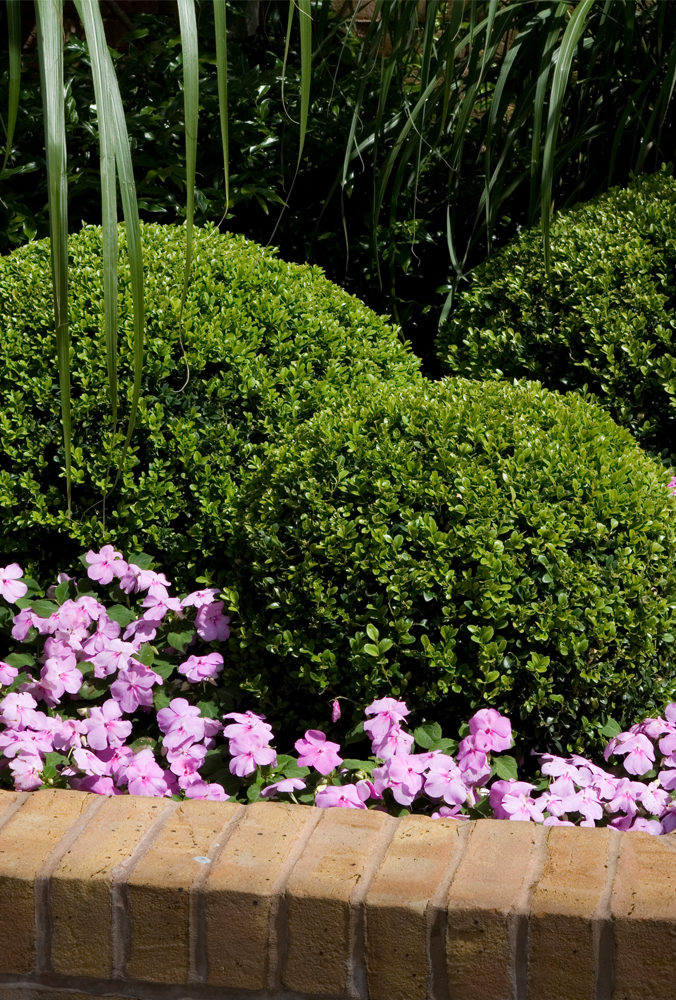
<box><xmin>0</xmin><ymin>788</ymin><xmax>673</xmax><ymax>1000</ymax></box>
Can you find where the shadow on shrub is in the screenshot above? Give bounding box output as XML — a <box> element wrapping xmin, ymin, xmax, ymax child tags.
<box><xmin>436</xmin><ymin>167</ymin><xmax>676</xmax><ymax>467</ymax></box>
<box><xmin>226</xmin><ymin>378</ymin><xmax>676</xmax><ymax>756</ymax></box>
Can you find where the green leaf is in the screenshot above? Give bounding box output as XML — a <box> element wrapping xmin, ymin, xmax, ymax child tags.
<box><xmin>493</xmin><ymin>754</ymin><xmax>519</xmax><ymax>781</ymax></box>
<box><xmin>133</xmin><ymin>644</ymin><xmax>155</xmax><ymax>666</ymax></box>
<box><xmin>151</xmin><ymin>658</ymin><xmax>175</xmax><ymax>681</ymax></box>
<box><xmin>1</xmin><ymin>0</ymin><xmax>21</xmax><ymax>177</ymax></box>
<box><xmin>4</xmin><ymin>653</ymin><xmax>35</xmax><ymax>669</ymax></box>
<box><xmin>363</xmin><ymin>643</ymin><xmax>380</xmax><ymax>657</ymax></box>
<box><xmin>30</xmin><ymin>599</ymin><xmax>59</xmax><ymax>619</ymax></box>
<box><xmin>35</xmin><ymin>0</ymin><xmax>71</xmax><ymax>512</ymax></box>
<box><xmin>414</xmin><ymin>721</ymin><xmax>443</xmax><ymax>749</ymax></box>
<box><xmin>541</xmin><ymin>0</ymin><xmax>595</xmax><ymax>272</ymax></box>
<box><xmin>366</xmin><ymin>623</ymin><xmax>379</xmax><ymax>642</ymax></box>
<box><xmin>167</xmin><ymin>630</ymin><xmax>193</xmax><ymax>653</ymax></box>
<box><xmin>177</xmin><ymin>0</ymin><xmax>199</xmax><ymax>318</ymax></box>
<box><xmin>54</xmin><ymin>580</ymin><xmax>70</xmax><ymax>605</ymax></box>
<box><xmin>600</xmin><ymin>718</ymin><xmax>622</xmax><ymax>739</ymax></box>
<box><xmin>106</xmin><ymin>604</ymin><xmax>136</xmax><ymax>627</ymax></box>
<box><xmin>213</xmin><ymin>0</ymin><xmax>229</xmax><ymax>217</ymax></box>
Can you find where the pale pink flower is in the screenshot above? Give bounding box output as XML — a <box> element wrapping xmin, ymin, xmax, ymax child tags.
<box><xmin>85</xmin><ymin>546</ymin><xmax>127</xmax><ymax>585</ymax></box>
<box><xmin>178</xmin><ymin>652</ymin><xmax>224</xmax><ymax>683</ymax></box>
<box><xmin>0</xmin><ymin>563</ymin><xmax>27</xmax><ymax>604</ymax></box>
<box><xmin>294</xmin><ymin>730</ymin><xmax>343</xmax><ymax>775</ymax></box>
<box><xmin>315</xmin><ymin>784</ymin><xmax>369</xmax><ymax>809</ymax></box>
<box><xmin>195</xmin><ymin>602</ymin><xmax>230</xmax><ymax>641</ymax></box>
<box><xmin>0</xmin><ymin>661</ymin><xmax>18</xmax><ymax>687</ymax></box>
<box><xmin>182</xmin><ymin>588</ymin><xmax>219</xmax><ymax>608</ymax></box>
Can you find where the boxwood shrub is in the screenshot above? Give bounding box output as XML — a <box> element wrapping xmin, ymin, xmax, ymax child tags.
<box><xmin>0</xmin><ymin>222</ymin><xmax>421</xmax><ymax>586</ymax></box>
<box><xmin>225</xmin><ymin>378</ymin><xmax>676</xmax><ymax>755</ymax></box>
<box><xmin>436</xmin><ymin>167</ymin><xmax>676</xmax><ymax>466</ymax></box>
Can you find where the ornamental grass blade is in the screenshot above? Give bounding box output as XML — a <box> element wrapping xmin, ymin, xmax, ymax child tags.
<box><xmin>213</xmin><ymin>0</ymin><xmax>229</xmax><ymax>219</ymax></box>
<box><xmin>541</xmin><ymin>0</ymin><xmax>595</xmax><ymax>274</ymax></box>
<box><xmin>35</xmin><ymin>0</ymin><xmax>71</xmax><ymax>514</ymax></box>
<box><xmin>296</xmin><ymin>0</ymin><xmax>312</xmax><ymax>166</ymax></box>
<box><xmin>1</xmin><ymin>0</ymin><xmax>21</xmax><ymax>177</ymax></box>
<box><xmin>75</xmin><ymin>0</ymin><xmax>119</xmax><ymax>428</ymax></box>
<box><xmin>177</xmin><ymin>0</ymin><xmax>198</xmax><ymax>316</ymax></box>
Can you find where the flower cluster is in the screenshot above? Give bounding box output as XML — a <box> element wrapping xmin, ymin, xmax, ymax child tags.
<box><xmin>0</xmin><ymin>550</ymin><xmax>676</xmax><ymax>834</ymax></box>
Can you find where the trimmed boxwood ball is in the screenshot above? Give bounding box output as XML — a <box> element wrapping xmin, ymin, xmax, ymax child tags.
<box><xmin>0</xmin><ymin>222</ymin><xmax>421</xmax><ymax>586</ymax></box>
<box><xmin>436</xmin><ymin>167</ymin><xmax>676</xmax><ymax>466</ymax></box>
<box><xmin>226</xmin><ymin>378</ymin><xmax>676</xmax><ymax>755</ymax></box>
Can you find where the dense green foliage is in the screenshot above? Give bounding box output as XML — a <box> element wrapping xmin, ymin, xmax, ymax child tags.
<box><xmin>226</xmin><ymin>378</ymin><xmax>676</xmax><ymax>755</ymax></box>
<box><xmin>2</xmin><ymin>2</ymin><xmax>675</xmax><ymax>366</ymax></box>
<box><xmin>437</xmin><ymin>169</ymin><xmax>676</xmax><ymax>464</ymax></box>
<box><xmin>0</xmin><ymin>222</ymin><xmax>420</xmax><ymax>585</ymax></box>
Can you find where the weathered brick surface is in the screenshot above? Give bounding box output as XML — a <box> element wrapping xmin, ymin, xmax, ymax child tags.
<box><xmin>528</xmin><ymin>825</ymin><xmax>615</xmax><ymax>1000</ymax></box>
<box><xmin>0</xmin><ymin>789</ymin><xmax>675</xmax><ymax>1000</ymax></box>
<box><xmin>205</xmin><ymin>800</ymin><xmax>320</xmax><ymax>991</ymax></box>
<box><xmin>125</xmin><ymin>798</ymin><xmax>239</xmax><ymax>983</ymax></box>
<box><xmin>283</xmin><ymin>806</ymin><xmax>396</xmax><ymax>996</ymax></box>
<box><xmin>446</xmin><ymin>818</ymin><xmax>546</xmax><ymax>1000</ymax></box>
<box><xmin>0</xmin><ymin>789</ymin><xmax>93</xmax><ymax>975</ymax></box>
<box><xmin>49</xmin><ymin>794</ymin><xmax>170</xmax><ymax>979</ymax></box>
<box><xmin>611</xmin><ymin>830</ymin><xmax>676</xmax><ymax>1000</ymax></box>
<box><xmin>365</xmin><ymin>814</ymin><xmax>467</xmax><ymax>1000</ymax></box>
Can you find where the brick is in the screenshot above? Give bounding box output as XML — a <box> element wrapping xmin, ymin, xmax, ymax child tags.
<box><xmin>49</xmin><ymin>794</ymin><xmax>170</xmax><ymax>979</ymax></box>
<box><xmin>447</xmin><ymin>819</ymin><xmax>545</xmax><ymax>1000</ymax></box>
<box><xmin>365</xmin><ymin>814</ymin><xmax>466</xmax><ymax>1000</ymax></box>
<box><xmin>205</xmin><ymin>800</ymin><xmax>319</xmax><ymax>990</ymax></box>
<box><xmin>283</xmin><ymin>807</ymin><xmax>395</xmax><ymax>996</ymax></box>
<box><xmin>0</xmin><ymin>789</ymin><xmax>93</xmax><ymax>975</ymax></box>
<box><xmin>126</xmin><ymin>799</ymin><xmax>238</xmax><ymax>984</ymax></box>
<box><xmin>527</xmin><ymin>825</ymin><xmax>613</xmax><ymax>1000</ymax></box>
<box><xmin>611</xmin><ymin>831</ymin><xmax>676</xmax><ymax>1000</ymax></box>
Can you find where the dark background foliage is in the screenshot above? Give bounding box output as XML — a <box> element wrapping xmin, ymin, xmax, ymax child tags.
<box><xmin>2</xmin><ymin>0</ymin><xmax>675</xmax><ymax>373</ymax></box>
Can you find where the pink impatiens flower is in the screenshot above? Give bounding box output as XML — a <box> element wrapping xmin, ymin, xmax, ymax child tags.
<box><xmin>315</xmin><ymin>784</ymin><xmax>369</xmax><ymax>809</ymax></box>
<box><xmin>0</xmin><ymin>563</ymin><xmax>28</xmax><ymax>604</ymax></box>
<box><xmin>195</xmin><ymin>601</ymin><xmax>230</xmax><ymax>641</ymax></box>
<box><xmin>85</xmin><ymin>546</ymin><xmax>127</xmax><ymax>586</ymax></box>
<box><xmin>468</xmin><ymin>708</ymin><xmax>513</xmax><ymax>753</ymax></box>
<box><xmin>178</xmin><ymin>652</ymin><xmax>224</xmax><ymax>683</ymax></box>
<box><xmin>294</xmin><ymin>730</ymin><xmax>343</xmax><ymax>775</ymax></box>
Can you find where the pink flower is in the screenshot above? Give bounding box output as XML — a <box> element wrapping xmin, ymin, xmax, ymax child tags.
<box><xmin>261</xmin><ymin>777</ymin><xmax>307</xmax><ymax>799</ymax></box>
<box><xmin>371</xmin><ymin>723</ymin><xmax>414</xmax><ymax>760</ymax></box>
<box><xmin>83</xmin><ymin>700</ymin><xmax>133</xmax><ymax>751</ymax></box>
<box><xmin>424</xmin><ymin>755</ymin><xmax>468</xmax><ymax>806</ymax></box>
<box><xmin>668</xmin><ymin>476</ymin><xmax>676</xmax><ymax>496</ymax></box>
<box><xmin>315</xmin><ymin>784</ymin><xmax>369</xmax><ymax>809</ymax></box>
<box><xmin>228</xmin><ymin>739</ymin><xmax>277</xmax><ymax>777</ymax></box>
<box><xmin>9</xmin><ymin>752</ymin><xmax>44</xmax><ymax>791</ymax></box>
<box><xmin>0</xmin><ymin>563</ymin><xmax>28</xmax><ymax>604</ymax></box>
<box><xmin>178</xmin><ymin>652</ymin><xmax>224</xmax><ymax>683</ymax></box>
<box><xmin>110</xmin><ymin>662</ymin><xmax>160</xmax><ymax>713</ymax></box>
<box><xmin>294</xmin><ymin>730</ymin><xmax>343</xmax><ymax>775</ymax></box>
<box><xmin>222</xmin><ymin>711</ymin><xmax>273</xmax><ymax>742</ymax></box>
<box><xmin>331</xmin><ymin>699</ymin><xmax>341</xmax><ymax>723</ymax></box>
<box><xmin>141</xmin><ymin>586</ymin><xmax>182</xmax><ymax>622</ymax></box>
<box><xmin>0</xmin><ymin>661</ymin><xmax>18</xmax><ymax>687</ymax></box>
<box><xmin>372</xmin><ymin>754</ymin><xmax>427</xmax><ymax>806</ymax></box>
<box><xmin>195</xmin><ymin>602</ymin><xmax>230</xmax><ymax>642</ymax></box>
<box><xmin>85</xmin><ymin>546</ymin><xmax>127</xmax><ymax>586</ymax></box>
<box><xmin>182</xmin><ymin>588</ymin><xmax>219</xmax><ymax>608</ymax></box>
<box><xmin>468</xmin><ymin>708</ymin><xmax>513</xmax><ymax>753</ymax></box>
<box><xmin>125</xmin><ymin>748</ymin><xmax>172</xmax><ymax>797</ymax></box>
<box><xmin>11</xmin><ymin>607</ymin><xmax>37</xmax><ymax>640</ymax></box>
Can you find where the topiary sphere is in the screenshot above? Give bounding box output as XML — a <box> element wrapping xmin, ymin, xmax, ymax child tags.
<box><xmin>436</xmin><ymin>167</ymin><xmax>676</xmax><ymax>467</ymax></box>
<box><xmin>0</xmin><ymin>222</ymin><xmax>421</xmax><ymax>586</ymax></box>
<box><xmin>226</xmin><ymin>377</ymin><xmax>676</xmax><ymax>755</ymax></box>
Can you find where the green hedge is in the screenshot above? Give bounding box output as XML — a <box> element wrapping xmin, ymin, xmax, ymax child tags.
<box><xmin>0</xmin><ymin>222</ymin><xmax>421</xmax><ymax>586</ymax></box>
<box><xmin>436</xmin><ymin>168</ymin><xmax>676</xmax><ymax>465</ymax></box>
<box><xmin>226</xmin><ymin>378</ymin><xmax>676</xmax><ymax>755</ymax></box>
